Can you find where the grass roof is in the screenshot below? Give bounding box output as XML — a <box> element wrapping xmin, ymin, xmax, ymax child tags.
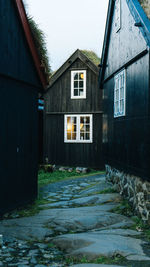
<box><xmin>28</xmin><ymin>17</ymin><xmax>52</xmax><ymax>80</ymax></box>
<box><xmin>23</xmin><ymin>1</ymin><xmax>51</xmax><ymax>82</ymax></box>
<box><xmin>139</xmin><ymin>0</ymin><xmax>150</xmax><ymax>19</ymax></box>
<box><xmin>81</xmin><ymin>50</ymin><xmax>100</xmax><ymax>66</ymax></box>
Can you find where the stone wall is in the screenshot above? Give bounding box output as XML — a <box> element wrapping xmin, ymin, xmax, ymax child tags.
<box><xmin>106</xmin><ymin>165</ymin><xmax>150</xmax><ymax>222</ymax></box>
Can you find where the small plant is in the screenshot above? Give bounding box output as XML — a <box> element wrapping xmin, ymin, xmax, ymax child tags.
<box><xmin>131</xmin><ymin>216</ymin><xmax>150</xmax><ymax>239</ymax></box>
<box><xmin>111</xmin><ymin>199</ymin><xmax>133</xmax><ymax>217</ymax></box>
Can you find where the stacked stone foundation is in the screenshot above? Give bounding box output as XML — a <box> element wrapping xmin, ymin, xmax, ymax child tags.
<box><xmin>106</xmin><ymin>164</ymin><xmax>150</xmax><ymax>222</ymax></box>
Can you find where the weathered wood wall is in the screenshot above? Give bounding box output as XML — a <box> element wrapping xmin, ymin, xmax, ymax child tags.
<box><xmin>44</xmin><ymin>58</ymin><xmax>103</xmax><ymax>168</ymax></box>
<box><xmin>0</xmin><ymin>0</ymin><xmax>42</xmax><ymax>214</ymax></box>
<box><xmin>102</xmin><ymin>0</ymin><xmax>150</xmax><ymax>180</ymax></box>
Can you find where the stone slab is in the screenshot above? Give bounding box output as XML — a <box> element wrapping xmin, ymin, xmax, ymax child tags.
<box><xmin>0</xmin><ymin>205</ymin><xmax>133</xmax><ymax>240</ymax></box>
<box><xmin>51</xmin><ymin>232</ymin><xmax>149</xmax><ymax>261</ymax></box>
<box><xmin>72</xmin><ymin>265</ymin><xmax>125</xmax><ymax>267</ymax></box>
<box><xmin>70</xmin><ymin>193</ymin><xmax>121</xmax><ymax>206</ymax></box>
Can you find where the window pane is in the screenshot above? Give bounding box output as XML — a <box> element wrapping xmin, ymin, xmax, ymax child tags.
<box><xmin>79</xmin><ymin>81</ymin><xmax>83</xmax><ymax>88</ymax></box>
<box><xmin>79</xmin><ymin>72</ymin><xmax>84</xmax><ymax>80</ymax></box>
<box><xmin>80</xmin><ymin>125</ymin><xmax>86</xmax><ymax>132</ymax></box>
<box><xmin>67</xmin><ymin>117</ymin><xmax>71</xmax><ymax>124</ymax></box>
<box><xmin>80</xmin><ymin>122</ymin><xmax>84</xmax><ymax>131</ymax></box>
<box><xmin>74</xmin><ymin>81</ymin><xmax>78</xmax><ymax>88</ymax></box>
<box><xmin>80</xmin><ymin>117</ymin><xmax>84</xmax><ymax>124</ymax></box>
<box><xmin>73</xmin><ymin>125</ymin><xmax>77</xmax><ymax>132</ymax></box>
<box><xmin>74</xmin><ymin>73</ymin><xmax>78</xmax><ymax>80</ymax></box>
<box><xmin>74</xmin><ymin>89</ymin><xmax>78</xmax><ymax>96</ymax></box>
<box><xmin>72</xmin><ymin>117</ymin><xmax>76</xmax><ymax>124</ymax></box>
<box><xmin>116</xmin><ymin>89</ymin><xmax>119</xmax><ymax>100</ymax></box>
<box><xmin>86</xmin><ymin>125</ymin><xmax>90</xmax><ymax>132</ymax></box>
<box><xmin>72</xmin><ymin>133</ymin><xmax>76</xmax><ymax>140</ymax></box>
<box><xmin>80</xmin><ymin>133</ymin><xmax>84</xmax><ymax>140</ymax></box>
<box><xmin>120</xmin><ymin>87</ymin><xmax>124</xmax><ymax>98</ymax></box>
<box><xmin>67</xmin><ymin>132</ymin><xmax>71</xmax><ymax>140</ymax></box>
<box><xmin>85</xmin><ymin>116</ymin><xmax>90</xmax><ymax>123</ymax></box>
<box><xmin>85</xmin><ymin>133</ymin><xmax>90</xmax><ymax>140</ymax></box>
<box><xmin>79</xmin><ymin>89</ymin><xmax>84</xmax><ymax>96</ymax></box>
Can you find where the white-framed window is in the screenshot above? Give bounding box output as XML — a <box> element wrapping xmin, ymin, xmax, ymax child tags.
<box><xmin>115</xmin><ymin>0</ymin><xmax>121</xmax><ymax>32</ymax></box>
<box><xmin>71</xmin><ymin>70</ymin><xmax>86</xmax><ymax>99</ymax></box>
<box><xmin>64</xmin><ymin>114</ymin><xmax>93</xmax><ymax>143</ymax></box>
<box><xmin>114</xmin><ymin>69</ymin><xmax>126</xmax><ymax>117</ymax></box>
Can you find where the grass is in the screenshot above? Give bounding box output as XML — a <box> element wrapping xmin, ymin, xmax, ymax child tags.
<box><xmin>111</xmin><ymin>199</ymin><xmax>134</xmax><ymax>217</ymax></box>
<box><xmin>130</xmin><ymin>216</ymin><xmax>150</xmax><ymax>240</ymax></box>
<box><xmin>98</xmin><ymin>187</ymin><xmax>117</xmax><ymax>194</ymax></box>
<box><xmin>65</xmin><ymin>255</ymin><xmax>128</xmax><ymax>265</ymax></box>
<box><xmin>38</xmin><ymin>168</ymin><xmax>104</xmax><ymax>187</ymax></box>
<box><xmin>3</xmin><ymin>168</ymin><xmax>104</xmax><ymax>219</ymax></box>
<box><xmin>111</xmin><ymin>199</ymin><xmax>150</xmax><ymax>241</ymax></box>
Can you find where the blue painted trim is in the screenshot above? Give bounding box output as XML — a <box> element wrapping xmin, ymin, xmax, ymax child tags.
<box><xmin>38</xmin><ymin>106</ymin><xmax>44</xmax><ymax>110</ymax></box>
<box><xmin>38</xmin><ymin>99</ymin><xmax>44</xmax><ymax>104</ymax></box>
<box><xmin>126</xmin><ymin>0</ymin><xmax>150</xmax><ymax>46</ymax></box>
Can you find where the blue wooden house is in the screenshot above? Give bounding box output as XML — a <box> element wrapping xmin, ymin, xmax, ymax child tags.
<box><xmin>0</xmin><ymin>0</ymin><xmax>48</xmax><ymax>214</ymax></box>
<box><xmin>99</xmin><ymin>0</ymin><xmax>150</xmax><ymax>220</ymax></box>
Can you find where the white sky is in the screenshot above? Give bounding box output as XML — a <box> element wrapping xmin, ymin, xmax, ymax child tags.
<box><xmin>25</xmin><ymin>0</ymin><xmax>109</xmax><ymax>71</ymax></box>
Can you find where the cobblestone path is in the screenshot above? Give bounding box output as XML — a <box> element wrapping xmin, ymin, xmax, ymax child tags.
<box><xmin>0</xmin><ymin>174</ymin><xmax>150</xmax><ymax>266</ymax></box>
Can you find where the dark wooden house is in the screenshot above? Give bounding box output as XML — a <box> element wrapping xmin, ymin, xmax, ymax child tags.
<box><xmin>99</xmin><ymin>0</ymin><xmax>150</xmax><ymax>218</ymax></box>
<box><xmin>44</xmin><ymin>49</ymin><xmax>103</xmax><ymax>168</ymax></box>
<box><xmin>0</xmin><ymin>0</ymin><xmax>48</xmax><ymax>214</ymax></box>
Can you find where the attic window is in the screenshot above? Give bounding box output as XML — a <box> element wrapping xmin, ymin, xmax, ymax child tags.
<box><xmin>71</xmin><ymin>70</ymin><xmax>86</xmax><ymax>99</ymax></box>
<box><xmin>115</xmin><ymin>0</ymin><xmax>121</xmax><ymax>32</ymax></box>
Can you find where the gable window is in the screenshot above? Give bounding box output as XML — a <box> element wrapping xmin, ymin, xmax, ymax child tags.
<box><xmin>115</xmin><ymin>0</ymin><xmax>121</xmax><ymax>32</ymax></box>
<box><xmin>71</xmin><ymin>70</ymin><xmax>86</xmax><ymax>99</ymax></box>
<box><xmin>64</xmin><ymin>114</ymin><xmax>92</xmax><ymax>143</ymax></box>
<box><xmin>114</xmin><ymin>69</ymin><xmax>126</xmax><ymax>117</ymax></box>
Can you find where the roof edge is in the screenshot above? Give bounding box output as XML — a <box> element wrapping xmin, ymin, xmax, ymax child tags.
<box><xmin>48</xmin><ymin>49</ymin><xmax>99</xmax><ymax>90</ymax></box>
<box><xmin>14</xmin><ymin>0</ymin><xmax>48</xmax><ymax>90</ymax></box>
<box><xmin>99</xmin><ymin>0</ymin><xmax>114</xmax><ymax>87</ymax></box>
<box><xmin>126</xmin><ymin>0</ymin><xmax>150</xmax><ymax>46</ymax></box>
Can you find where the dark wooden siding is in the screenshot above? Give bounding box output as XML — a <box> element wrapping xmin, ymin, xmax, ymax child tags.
<box><xmin>44</xmin><ymin>58</ymin><xmax>103</xmax><ymax>168</ymax></box>
<box><xmin>0</xmin><ymin>75</ymin><xmax>38</xmax><ymax>214</ymax></box>
<box><xmin>104</xmin><ymin>0</ymin><xmax>147</xmax><ymax>80</ymax></box>
<box><xmin>0</xmin><ymin>0</ymin><xmax>43</xmax><ymax>214</ymax></box>
<box><xmin>46</xmin><ymin>59</ymin><xmax>101</xmax><ymax>113</ymax></box>
<box><xmin>103</xmin><ymin>53</ymin><xmax>150</xmax><ymax>180</ymax></box>
<box><xmin>44</xmin><ymin>113</ymin><xmax>103</xmax><ymax>168</ymax></box>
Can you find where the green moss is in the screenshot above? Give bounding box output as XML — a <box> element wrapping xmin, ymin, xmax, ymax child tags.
<box><xmin>81</xmin><ymin>50</ymin><xmax>100</xmax><ymax>66</ymax></box>
<box><xmin>65</xmin><ymin>254</ymin><xmax>127</xmax><ymax>265</ymax></box>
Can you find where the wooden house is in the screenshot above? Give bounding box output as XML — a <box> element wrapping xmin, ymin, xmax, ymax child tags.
<box><xmin>44</xmin><ymin>49</ymin><xmax>103</xmax><ymax>168</ymax></box>
<box><xmin>99</xmin><ymin>0</ymin><xmax>150</xmax><ymax>219</ymax></box>
<box><xmin>0</xmin><ymin>0</ymin><xmax>48</xmax><ymax>214</ymax></box>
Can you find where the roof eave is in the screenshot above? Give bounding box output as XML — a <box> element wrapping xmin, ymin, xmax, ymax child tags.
<box><xmin>47</xmin><ymin>49</ymin><xmax>99</xmax><ymax>90</ymax></box>
<box><xmin>99</xmin><ymin>0</ymin><xmax>114</xmax><ymax>88</ymax></box>
<box><xmin>126</xmin><ymin>0</ymin><xmax>150</xmax><ymax>47</ymax></box>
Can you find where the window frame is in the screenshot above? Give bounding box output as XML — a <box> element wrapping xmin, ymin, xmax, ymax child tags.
<box><xmin>71</xmin><ymin>70</ymin><xmax>86</xmax><ymax>99</ymax></box>
<box><xmin>64</xmin><ymin>114</ymin><xmax>93</xmax><ymax>143</ymax></box>
<box><xmin>114</xmin><ymin>69</ymin><xmax>126</xmax><ymax>118</ymax></box>
<box><xmin>115</xmin><ymin>0</ymin><xmax>121</xmax><ymax>33</ymax></box>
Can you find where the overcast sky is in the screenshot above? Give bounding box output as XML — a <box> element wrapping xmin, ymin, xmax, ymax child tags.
<box><xmin>25</xmin><ymin>0</ymin><xmax>109</xmax><ymax>71</ymax></box>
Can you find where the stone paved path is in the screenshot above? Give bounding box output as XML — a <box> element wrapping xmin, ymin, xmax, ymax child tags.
<box><xmin>0</xmin><ymin>174</ymin><xmax>150</xmax><ymax>266</ymax></box>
